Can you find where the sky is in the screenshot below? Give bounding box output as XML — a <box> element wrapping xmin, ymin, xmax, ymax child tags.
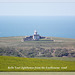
<box><xmin>0</xmin><ymin>0</ymin><xmax>75</xmax><ymax>38</ymax></box>
<box><xmin>0</xmin><ymin>0</ymin><xmax>75</xmax><ymax>2</ymax></box>
<box><xmin>0</xmin><ymin>0</ymin><xmax>75</xmax><ymax>16</ymax></box>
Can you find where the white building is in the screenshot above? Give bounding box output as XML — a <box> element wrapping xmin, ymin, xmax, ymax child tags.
<box><xmin>33</xmin><ymin>30</ymin><xmax>40</xmax><ymax>40</ymax></box>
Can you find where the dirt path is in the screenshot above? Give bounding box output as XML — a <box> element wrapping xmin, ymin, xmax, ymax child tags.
<box><xmin>52</xmin><ymin>50</ymin><xmax>56</xmax><ymax>57</ymax></box>
<box><xmin>16</xmin><ymin>49</ymin><xmax>27</xmax><ymax>57</ymax></box>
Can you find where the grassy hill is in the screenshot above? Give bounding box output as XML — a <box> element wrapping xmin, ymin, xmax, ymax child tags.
<box><xmin>0</xmin><ymin>56</ymin><xmax>75</xmax><ymax>72</ymax></box>
<box><xmin>0</xmin><ymin>36</ymin><xmax>75</xmax><ymax>71</ymax></box>
<box><xmin>0</xmin><ymin>36</ymin><xmax>75</xmax><ymax>57</ymax></box>
<box><xmin>35</xmin><ymin>57</ymin><xmax>75</xmax><ymax>61</ymax></box>
<box><xmin>0</xmin><ymin>36</ymin><xmax>75</xmax><ymax>48</ymax></box>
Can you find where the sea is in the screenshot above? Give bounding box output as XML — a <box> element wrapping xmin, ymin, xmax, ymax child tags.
<box><xmin>0</xmin><ymin>16</ymin><xmax>75</xmax><ymax>38</ymax></box>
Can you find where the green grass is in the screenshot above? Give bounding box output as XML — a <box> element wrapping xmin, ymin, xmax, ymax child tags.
<box><xmin>35</xmin><ymin>57</ymin><xmax>75</xmax><ymax>61</ymax></box>
<box><xmin>0</xmin><ymin>72</ymin><xmax>75</xmax><ymax>75</ymax></box>
<box><xmin>0</xmin><ymin>36</ymin><xmax>75</xmax><ymax>49</ymax></box>
<box><xmin>0</xmin><ymin>36</ymin><xmax>75</xmax><ymax>72</ymax></box>
<box><xmin>0</xmin><ymin>56</ymin><xmax>75</xmax><ymax>72</ymax></box>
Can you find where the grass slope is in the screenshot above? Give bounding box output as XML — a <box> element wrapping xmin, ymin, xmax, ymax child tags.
<box><xmin>0</xmin><ymin>56</ymin><xmax>75</xmax><ymax>72</ymax></box>
<box><xmin>0</xmin><ymin>36</ymin><xmax>75</xmax><ymax>48</ymax></box>
<box><xmin>35</xmin><ymin>57</ymin><xmax>75</xmax><ymax>61</ymax></box>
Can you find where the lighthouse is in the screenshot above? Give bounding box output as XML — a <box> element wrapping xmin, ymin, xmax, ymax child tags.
<box><xmin>34</xmin><ymin>30</ymin><xmax>37</xmax><ymax>35</ymax></box>
<box><xmin>33</xmin><ymin>30</ymin><xmax>40</xmax><ymax>40</ymax></box>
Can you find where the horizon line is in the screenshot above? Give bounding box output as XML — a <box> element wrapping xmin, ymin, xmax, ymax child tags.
<box><xmin>0</xmin><ymin>36</ymin><xmax>75</xmax><ymax>39</ymax></box>
<box><xmin>0</xmin><ymin>2</ymin><xmax>75</xmax><ymax>3</ymax></box>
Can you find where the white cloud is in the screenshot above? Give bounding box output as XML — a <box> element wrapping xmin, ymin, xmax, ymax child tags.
<box><xmin>0</xmin><ymin>0</ymin><xmax>75</xmax><ymax>2</ymax></box>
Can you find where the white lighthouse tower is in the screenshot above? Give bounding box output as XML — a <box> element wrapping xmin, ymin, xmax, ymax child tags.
<box><xmin>33</xmin><ymin>30</ymin><xmax>40</xmax><ymax>40</ymax></box>
<box><xmin>34</xmin><ymin>30</ymin><xmax>37</xmax><ymax>35</ymax></box>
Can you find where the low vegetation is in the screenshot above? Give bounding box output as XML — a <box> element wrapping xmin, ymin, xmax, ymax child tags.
<box><xmin>0</xmin><ymin>47</ymin><xmax>75</xmax><ymax>58</ymax></box>
<box><xmin>0</xmin><ymin>36</ymin><xmax>75</xmax><ymax>58</ymax></box>
<box><xmin>0</xmin><ymin>56</ymin><xmax>75</xmax><ymax>72</ymax></box>
<box><xmin>0</xmin><ymin>36</ymin><xmax>75</xmax><ymax>71</ymax></box>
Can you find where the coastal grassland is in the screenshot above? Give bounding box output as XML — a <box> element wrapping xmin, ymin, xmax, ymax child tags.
<box><xmin>0</xmin><ymin>72</ymin><xmax>75</xmax><ymax>75</ymax></box>
<box><xmin>0</xmin><ymin>36</ymin><xmax>75</xmax><ymax>48</ymax></box>
<box><xmin>0</xmin><ymin>36</ymin><xmax>75</xmax><ymax>57</ymax></box>
<box><xmin>0</xmin><ymin>56</ymin><xmax>75</xmax><ymax>72</ymax></box>
<box><xmin>35</xmin><ymin>57</ymin><xmax>75</xmax><ymax>61</ymax></box>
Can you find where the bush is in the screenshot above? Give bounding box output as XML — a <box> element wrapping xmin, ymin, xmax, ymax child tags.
<box><xmin>55</xmin><ymin>48</ymin><xmax>69</xmax><ymax>57</ymax></box>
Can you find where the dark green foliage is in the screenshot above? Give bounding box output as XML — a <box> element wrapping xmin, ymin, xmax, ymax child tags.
<box><xmin>0</xmin><ymin>47</ymin><xmax>75</xmax><ymax>58</ymax></box>
<box><xmin>55</xmin><ymin>48</ymin><xmax>69</xmax><ymax>57</ymax></box>
<box><xmin>70</xmin><ymin>52</ymin><xmax>75</xmax><ymax>57</ymax></box>
<box><xmin>0</xmin><ymin>47</ymin><xmax>21</xmax><ymax>57</ymax></box>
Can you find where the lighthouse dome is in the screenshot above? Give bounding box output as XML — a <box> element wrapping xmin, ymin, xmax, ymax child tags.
<box><xmin>34</xmin><ymin>30</ymin><xmax>37</xmax><ymax>35</ymax></box>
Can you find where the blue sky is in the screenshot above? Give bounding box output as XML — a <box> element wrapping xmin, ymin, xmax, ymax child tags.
<box><xmin>0</xmin><ymin>0</ymin><xmax>75</xmax><ymax>2</ymax></box>
<box><xmin>0</xmin><ymin>0</ymin><xmax>75</xmax><ymax>16</ymax></box>
<box><xmin>0</xmin><ymin>0</ymin><xmax>75</xmax><ymax>38</ymax></box>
